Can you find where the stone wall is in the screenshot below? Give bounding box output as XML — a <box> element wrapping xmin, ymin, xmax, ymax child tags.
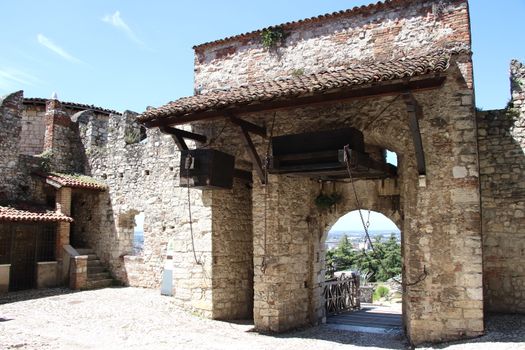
<box><xmin>194</xmin><ymin>0</ymin><xmax>472</xmax><ymax>93</ymax></box>
<box><xmin>43</xmin><ymin>99</ymin><xmax>84</xmax><ymax>174</ymax></box>
<box><xmin>78</xmin><ymin>111</ymin><xmax>220</xmax><ymax>316</ymax></box>
<box><xmin>479</xmin><ymin>60</ymin><xmax>525</xmax><ymax>313</ymax></box>
<box><xmin>187</xmin><ymin>58</ymin><xmax>482</xmax><ymax>343</ymax></box>
<box><xmin>187</xmin><ymin>0</ymin><xmax>483</xmax><ymax>343</ymax></box>
<box><xmin>19</xmin><ymin>104</ymin><xmax>46</xmax><ymax>156</ymax></box>
<box><xmin>211</xmin><ymin>179</ymin><xmax>253</xmax><ymax>319</ymax></box>
<box><xmin>0</xmin><ymin>91</ymin><xmax>23</xmax><ymax>202</ymax></box>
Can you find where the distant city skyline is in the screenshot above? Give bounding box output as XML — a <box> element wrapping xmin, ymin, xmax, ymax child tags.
<box><xmin>330</xmin><ymin>210</ymin><xmax>399</xmax><ymax>233</ymax></box>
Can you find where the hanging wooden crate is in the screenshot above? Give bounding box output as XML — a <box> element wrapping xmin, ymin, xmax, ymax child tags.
<box><xmin>179</xmin><ymin>149</ymin><xmax>235</xmax><ymax>189</ymax></box>
<box><xmin>269</xmin><ymin>128</ymin><xmax>396</xmax><ymax>180</ymax></box>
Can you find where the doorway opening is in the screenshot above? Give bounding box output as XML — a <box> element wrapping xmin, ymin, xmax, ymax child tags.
<box><xmin>324</xmin><ymin>209</ymin><xmax>402</xmax><ymax>334</ymax></box>
<box><xmin>133</xmin><ymin>212</ymin><xmax>144</xmax><ymax>255</ymax></box>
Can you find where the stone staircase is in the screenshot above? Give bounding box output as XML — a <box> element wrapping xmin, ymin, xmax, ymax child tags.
<box><xmin>76</xmin><ymin>248</ymin><xmax>114</xmax><ymax>289</ymax></box>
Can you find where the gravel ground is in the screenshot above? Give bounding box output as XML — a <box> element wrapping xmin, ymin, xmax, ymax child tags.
<box><xmin>0</xmin><ymin>287</ymin><xmax>523</xmax><ymax>350</ymax></box>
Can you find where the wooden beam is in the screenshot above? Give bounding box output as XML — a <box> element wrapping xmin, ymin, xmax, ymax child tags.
<box><xmin>160</xmin><ymin>126</ymin><xmax>188</xmax><ymax>150</ymax></box>
<box><xmin>159</xmin><ymin>126</ymin><xmax>207</xmax><ymax>143</ymax></box>
<box><xmin>143</xmin><ymin>76</ymin><xmax>446</xmax><ymax>128</ymax></box>
<box><xmin>402</xmin><ymin>92</ymin><xmax>426</xmax><ymax>175</ymax></box>
<box><xmin>238</xmin><ymin>125</ymin><xmax>265</xmax><ymax>184</ymax></box>
<box><xmin>228</xmin><ymin>115</ymin><xmax>267</xmax><ymax>138</ymax></box>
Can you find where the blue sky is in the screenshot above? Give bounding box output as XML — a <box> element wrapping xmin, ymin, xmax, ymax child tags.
<box><xmin>1</xmin><ymin>1</ymin><xmax>524</xmax><ymax>113</ymax></box>
<box><xmin>330</xmin><ymin>210</ymin><xmax>400</xmax><ymax>233</ymax></box>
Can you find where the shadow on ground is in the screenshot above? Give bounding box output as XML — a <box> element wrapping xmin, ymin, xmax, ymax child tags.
<box><xmin>227</xmin><ymin>312</ymin><xmax>525</xmax><ymax>350</ymax></box>
<box><xmin>0</xmin><ymin>288</ymin><xmax>77</xmax><ymax>305</ymax></box>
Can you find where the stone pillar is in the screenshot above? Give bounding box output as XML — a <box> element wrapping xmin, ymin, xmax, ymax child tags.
<box><xmin>43</xmin><ymin>97</ymin><xmax>75</xmax><ymax>172</ymax></box>
<box><xmin>0</xmin><ymin>264</ymin><xmax>10</xmax><ymax>294</ymax></box>
<box><xmin>253</xmin><ymin>175</ymin><xmax>316</xmax><ymax>332</ymax></box>
<box><xmin>56</xmin><ymin>187</ymin><xmax>72</xmax><ymax>283</ymax></box>
<box><xmin>69</xmin><ymin>255</ymin><xmax>88</xmax><ymax>290</ymax></box>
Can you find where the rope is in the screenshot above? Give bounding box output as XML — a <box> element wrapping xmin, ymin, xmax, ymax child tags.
<box><xmin>182</xmin><ymin>119</ymin><xmax>227</xmax><ymax>265</ymax></box>
<box><xmin>261</xmin><ymin>113</ymin><xmax>277</xmax><ymax>273</ymax></box>
<box><xmin>362</xmin><ymin>94</ymin><xmax>401</xmax><ymax>131</ymax></box>
<box><xmin>185</xmin><ymin>154</ymin><xmax>201</xmax><ymax>265</ymax></box>
<box><xmin>202</xmin><ymin>120</ymin><xmax>227</xmax><ymax>149</ymax></box>
<box><xmin>342</xmin><ymin>145</ymin><xmax>427</xmax><ymax>287</ymax></box>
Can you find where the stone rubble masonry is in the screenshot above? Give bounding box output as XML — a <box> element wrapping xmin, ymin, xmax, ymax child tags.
<box><xmin>194</xmin><ymin>0</ymin><xmax>472</xmax><ymax>94</ymax></box>
<box><xmin>0</xmin><ymin>0</ymin><xmax>522</xmax><ymax>347</ymax></box>
<box><xmin>0</xmin><ymin>91</ymin><xmax>23</xmax><ymax>202</ymax></box>
<box><xmin>43</xmin><ymin>99</ymin><xmax>83</xmax><ymax>174</ymax></box>
<box><xmin>479</xmin><ymin>60</ymin><xmax>525</xmax><ymax>313</ymax></box>
<box><xmin>191</xmin><ymin>0</ymin><xmax>482</xmax><ymax>344</ymax></box>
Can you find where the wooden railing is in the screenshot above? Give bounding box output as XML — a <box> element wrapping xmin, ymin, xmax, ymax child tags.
<box><xmin>323</xmin><ymin>273</ymin><xmax>360</xmax><ymax>315</ymax></box>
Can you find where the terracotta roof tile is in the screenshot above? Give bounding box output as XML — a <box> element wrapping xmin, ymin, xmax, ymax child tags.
<box><xmin>34</xmin><ymin>172</ymin><xmax>107</xmax><ymax>191</ymax></box>
<box><xmin>0</xmin><ymin>204</ymin><xmax>73</xmax><ymax>223</ymax></box>
<box><xmin>138</xmin><ymin>49</ymin><xmax>463</xmax><ymax>123</ymax></box>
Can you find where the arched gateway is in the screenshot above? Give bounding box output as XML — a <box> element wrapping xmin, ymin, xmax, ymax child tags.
<box><xmin>137</xmin><ymin>0</ymin><xmax>484</xmax><ymax>344</ymax></box>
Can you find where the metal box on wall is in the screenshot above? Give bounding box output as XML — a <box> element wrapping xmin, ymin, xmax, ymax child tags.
<box><xmin>179</xmin><ymin>149</ymin><xmax>235</xmax><ymax>189</ymax></box>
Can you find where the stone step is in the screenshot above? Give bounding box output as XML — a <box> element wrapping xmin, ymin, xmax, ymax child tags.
<box><xmin>86</xmin><ymin>278</ymin><xmax>113</xmax><ymax>290</ymax></box>
<box><xmin>87</xmin><ymin>259</ymin><xmax>102</xmax><ymax>267</ymax></box>
<box><xmin>87</xmin><ymin>266</ymin><xmax>106</xmax><ymax>274</ymax></box>
<box><xmin>87</xmin><ymin>272</ymin><xmax>111</xmax><ymax>280</ymax></box>
<box><xmin>87</xmin><ymin>254</ymin><xmax>98</xmax><ymax>261</ymax></box>
<box><xmin>76</xmin><ymin>248</ymin><xmax>94</xmax><ymax>255</ymax></box>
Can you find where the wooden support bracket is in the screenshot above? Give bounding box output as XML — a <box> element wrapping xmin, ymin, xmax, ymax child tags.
<box><xmin>160</xmin><ymin>126</ymin><xmax>207</xmax><ymax>151</ymax></box>
<box><xmin>229</xmin><ymin>115</ymin><xmax>267</xmax><ymax>138</ymax></box>
<box><xmin>238</xmin><ymin>125</ymin><xmax>266</xmax><ymax>184</ymax></box>
<box><xmin>402</xmin><ymin>92</ymin><xmax>426</xmax><ymax>175</ymax></box>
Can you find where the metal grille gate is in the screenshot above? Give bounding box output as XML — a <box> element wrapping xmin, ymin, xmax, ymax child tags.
<box><xmin>323</xmin><ymin>273</ymin><xmax>361</xmax><ymax>315</ymax></box>
<box><xmin>0</xmin><ymin>223</ymin><xmax>56</xmax><ymax>291</ymax></box>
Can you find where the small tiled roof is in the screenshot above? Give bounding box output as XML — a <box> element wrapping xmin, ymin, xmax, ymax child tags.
<box><xmin>0</xmin><ymin>204</ymin><xmax>73</xmax><ymax>223</ymax></box>
<box><xmin>23</xmin><ymin>98</ymin><xmax>120</xmax><ymax>115</ymax></box>
<box><xmin>194</xmin><ymin>0</ymin><xmax>414</xmax><ymax>49</ymax></box>
<box><xmin>34</xmin><ymin>172</ymin><xmax>107</xmax><ymax>191</ymax></box>
<box><xmin>138</xmin><ymin>49</ymin><xmax>461</xmax><ymax>123</ymax></box>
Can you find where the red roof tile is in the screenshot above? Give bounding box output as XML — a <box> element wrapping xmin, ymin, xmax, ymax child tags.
<box><xmin>0</xmin><ymin>204</ymin><xmax>73</xmax><ymax>223</ymax></box>
<box><xmin>138</xmin><ymin>49</ymin><xmax>464</xmax><ymax>123</ymax></box>
<box><xmin>34</xmin><ymin>172</ymin><xmax>107</xmax><ymax>191</ymax></box>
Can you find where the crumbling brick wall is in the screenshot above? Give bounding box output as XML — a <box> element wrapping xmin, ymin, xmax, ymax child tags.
<box><xmin>194</xmin><ymin>0</ymin><xmax>472</xmax><ymax>93</ymax></box>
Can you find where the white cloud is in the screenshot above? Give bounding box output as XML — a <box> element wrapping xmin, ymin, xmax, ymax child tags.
<box><xmin>37</xmin><ymin>34</ymin><xmax>83</xmax><ymax>64</ymax></box>
<box><xmin>0</xmin><ymin>68</ymin><xmax>40</xmax><ymax>92</ymax></box>
<box><xmin>102</xmin><ymin>11</ymin><xmax>145</xmax><ymax>47</ymax></box>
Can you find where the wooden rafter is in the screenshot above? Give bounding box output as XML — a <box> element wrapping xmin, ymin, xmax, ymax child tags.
<box><xmin>159</xmin><ymin>126</ymin><xmax>207</xmax><ymax>143</ymax></box>
<box><xmin>160</xmin><ymin>126</ymin><xmax>208</xmax><ymax>151</ymax></box>
<box><xmin>228</xmin><ymin>115</ymin><xmax>267</xmax><ymax>138</ymax></box>
<box><xmin>238</xmin><ymin>125</ymin><xmax>265</xmax><ymax>184</ymax></box>
<box><xmin>402</xmin><ymin>92</ymin><xmax>426</xmax><ymax>175</ymax></box>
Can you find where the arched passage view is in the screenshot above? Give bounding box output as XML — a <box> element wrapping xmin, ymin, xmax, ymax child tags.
<box><xmin>324</xmin><ymin>210</ymin><xmax>403</xmax><ymax>334</ymax></box>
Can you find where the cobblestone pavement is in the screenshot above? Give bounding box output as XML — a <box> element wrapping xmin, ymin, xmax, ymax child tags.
<box><xmin>0</xmin><ymin>287</ymin><xmax>523</xmax><ymax>350</ymax></box>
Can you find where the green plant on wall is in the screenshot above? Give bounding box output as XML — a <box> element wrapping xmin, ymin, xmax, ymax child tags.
<box><xmin>124</xmin><ymin>128</ymin><xmax>141</xmax><ymax>144</ymax></box>
<box><xmin>38</xmin><ymin>150</ymin><xmax>53</xmax><ymax>172</ymax></box>
<box><xmin>505</xmin><ymin>99</ymin><xmax>520</xmax><ymax>119</ymax></box>
<box><xmin>315</xmin><ymin>192</ymin><xmax>342</xmax><ymax>210</ymax></box>
<box><xmin>261</xmin><ymin>27</ymin><xmax>286</xmax><ymax>49</ymax></box>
